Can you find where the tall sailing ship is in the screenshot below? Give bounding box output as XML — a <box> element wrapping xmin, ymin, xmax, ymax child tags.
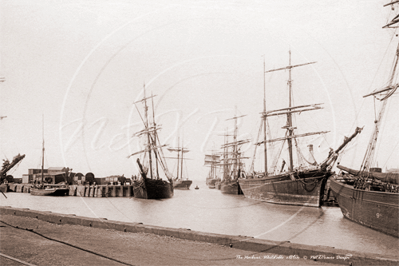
<box><xmin>128</xmin><ymin>87</ymin><xmax>174</xmax><ymax>199</ymax></box>
<box><xmin>238</xmin><ymin>52</ymin><xmax>361</xmax><ymax>207</ymax></box>
<box><xmin>330</xmin><ymin>2</ymin><xmax>399</xmax><ymax>237</ymax></box>
<box><xmin>204</xmin><ymin>152</ymin><xmax>221</xmax><ymax>189</ymax></box>
<box><xmin>167</xmin><ymin>139</ymin><xmax>193</xmax><ymax>189</ymax></box>
<box><xmin>219</xmin><ymin>115</ymin><xmax>249</xmax><ymax>194</ymax></box>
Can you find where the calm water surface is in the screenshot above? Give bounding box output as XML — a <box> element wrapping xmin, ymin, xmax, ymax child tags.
<box><xmin>1</xmin><ymin>181</ymin><xmax>398</xmax><ymax>258</ymax></box>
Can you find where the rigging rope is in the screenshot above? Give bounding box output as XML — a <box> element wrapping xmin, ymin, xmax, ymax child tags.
<box><xmin>294</xmin><ymin>138</ymin><xmax>317</xmax><ymax>167</ymax></box>
<box><xmin>271</xmin><ymin>136</ymin><xmax>286</xmax><ymax>173</ymax></box>
<box><xmin>360</xmin><ymin>44</ymin><xmax>399</xmax><ymax>173</ymax></box>
<box><xmin>294</xmin><ymin>138</ymin><xmax>305</xmax><ymax>167</ymax></box>
<box><xmin>249</xmin><ymin>119</ymin><xmax>263</xmax><ymax>173</ymax></box>
<box><xmin>346</xmin><ymin>32</ymin><xmax>398</xmax><ymax>146</ymax></box>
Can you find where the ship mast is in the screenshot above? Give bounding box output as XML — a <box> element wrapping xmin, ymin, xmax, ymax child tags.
<box><xmin>263</xmin><ymin>57</ymin><xmax>268</xmax><ymax>175</ymax></box>
<box><xmin>222</xmin><ymin>114</ymin><xmax>249</xmax><ymax>180</ymax></box>
<box><xmin>180</xmin><ymin>139</ymin><xmax>183</xmax><ymax>180</ymax></box>
<box><xmin>143</xmin><ymin>86</ymin><xmax>154</xmax><ymax>179</ymax></box>
<box><xmin>287</xmin><ymin>51</ymin><xmax>294</xmax><ymax>171</ymax></box>
<box><xmin>227</xmin><ymin>114</ymin><xmax>244</xmax><ymax>178</ymax></box>
<box><xmin>360</xmin><ymin>11</ymin><xmax>399</xmax><ymax>173</ymax></box>
<box><xmin>167</xmin><ymin>137</ymin><xmax>189</xmax><ymax>180</ymax></box>
<box><xmin>204</xmin><ymin>152</ymin><xmax>221</xmax><ymax>179</ymax></box>
<box><xmin>128</xmin><ymin>85</ymin><xmax>173</xmax><ymax>182</ymax></box>
<box><xmin>129</xmin><ymin>86</ymin><xmax>159</xmax><ymax>178</ymax></box>
<box><xmin>223</xmin><ymin>129</ymin><xmax>229</xmax><ymax>181</ymax></box>
<box><xmin>151</xmin><ymin>92</ymin><xmax>161</xmax><ymax>179</ymax></box>
<box><xmin>262</xmin><ymin>51</ymin><xmax>318</xmax><ymax>172</ymax></box>
<box><xmin>41</xmin><ymin>115</ymin><xmax>45</xmax><ymax>184</ymax></box>
<box><xmin>383</xmin><ymin>0</ymin><xmax>399</xmax><ymax>28</ymax></box>
<box><xmin>176</xmin><ymin>137</ymin><xmax>180</xmax><ymax>179</ymax></box>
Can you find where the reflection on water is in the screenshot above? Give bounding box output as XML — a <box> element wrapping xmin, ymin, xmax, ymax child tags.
<box><xmin>1</xmin><ymin>182</ymin><xmax>398</xmax><ymax>257</ymax></box>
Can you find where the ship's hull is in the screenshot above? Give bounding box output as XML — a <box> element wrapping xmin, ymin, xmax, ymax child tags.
<box><xmin>133</xmin><ymin>177</ymin><xmax>173</xmax><ymax>199</ymax></box>
<box><xmin>220</xmin><ymin>180</ymin><xmax>243</xmax><ymax>195</ymax></box>
<box><xmin>330</xmin><ymin>177</ymin><xmax>399</xmax><ymax>237</ymax></box>
<box><xmin>173</xmin><ymin>179</ymin><xmax>192</xmax><ymax>189</ymax></box>
<box><xmin>206</xmin><ymin>177</ymin><xmax>220</xmax><ymax>189</ymax></box>
<box><xmin>30</xmin><ymin>187</ymin><xmax>69</xmax><ymax>196</ymax></box>
<box><xmin>215</xmin><ymin>180</ymin><xmax>221</xmax><ymax>190</ymax></box>
<box><xmin>238</xmin><ymin>170</ymin><xmax>329</xmax><ymax>207</ymax></box>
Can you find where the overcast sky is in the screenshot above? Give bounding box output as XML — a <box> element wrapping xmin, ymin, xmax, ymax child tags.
<box><xmin>1</xmin><ymin>0</ymin><xmax>398</xmax><ymax>180</ymax></box>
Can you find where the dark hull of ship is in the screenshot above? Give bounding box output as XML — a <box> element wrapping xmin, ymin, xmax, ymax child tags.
<box><xmin>238</xmin><ymin>169</ymin><xmax>330</xmax><ymax>207</ymax></box>
<box><xmin>133</xmin><ymin>178</ymin><xmax>173</xmax><ymax>199</ymax></box>
<box><xmin>30</xmin><ymin>187</ymin><xmax>69</xmax><ymax>196</ymax></box>
<box><xmin>206</xmin><ymin>177</ymin><xmax>220</xmax><ymax>189</ymax></box>
<box><xmin>330</xmin><ymin>177</ymin><xmax>399</xmax><ymax>238</ymax></box>
<box><xmin>173</xmin><ymin>179</ymin><xmax>192</xmax><ymax>189</ymax></box>
<box><xmin>220</xmin><ymin>180</ymin><xmax>243</xmax><ymax>195</ymax></box>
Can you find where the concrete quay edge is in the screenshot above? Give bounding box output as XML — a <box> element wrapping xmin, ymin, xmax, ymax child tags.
<box><xmin>0</xmin><ymin>206</ymin><xmax>397</xmax><ymax>265</ymax></box>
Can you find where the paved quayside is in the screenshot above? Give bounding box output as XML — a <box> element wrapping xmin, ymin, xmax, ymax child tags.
<box><xmin>1</xmin><ymin>207</ymin><xmax>398</xmax><ymax>265</ymax></box>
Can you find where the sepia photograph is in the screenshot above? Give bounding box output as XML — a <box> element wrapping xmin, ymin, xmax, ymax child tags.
<box><xmin>1</xmin><ymin>1</ymin><xmax>398</xmax><ymax>265</ymax></box>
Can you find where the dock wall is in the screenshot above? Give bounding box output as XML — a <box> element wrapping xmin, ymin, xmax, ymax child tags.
<box><xmin>0</xmin><ymin>206</ymin><xmax>397</xmax><ymax>265</ymax></box>
<box><xmin>3</xmin><ymin>184</ymin><xmax>133</xmax><ymax>197</ymax></box>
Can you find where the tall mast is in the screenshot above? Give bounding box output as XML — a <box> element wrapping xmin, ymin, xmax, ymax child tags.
<box><xmin>41</xmin><ymin>115</ymin><xmax>44</xmax><ymax>183</ymax></box>
<box><xmin>223</xmin><ymin>115</ymin><xmax>249</xmax><ymax>178</ymax></box>
<box><xmin>263</xmin><ymin>57</ymin><xmax>268</xmax><ymax>175</ymax></box>
<box><xmin>130</xmin><ymin>88</ymin><xmax>170</xmax><ymax>180</ymax></box>
<box><xmin>224</xmin><ymin>130</ymin><xmax>229</xmax><ymax>181</ymax></box>
<box><xmin>212</xmin><ymin>153</ymin><xmax>218</xmax><ymax>179</ymax></box>
<box><xmin>151</xmin><ymin>92</ymin><xmax>160</xmax><ymax>179</ymax></box>
<box><xmin>143</xmin><ymin>85</ymin><xmax>153</xmax><ymax>179</ymax></box>
<box><xmin>287</xmin><ymin>51</ymin><xmax>294</xmax><ymax>171</ymax></box>
<box><xmin>265</xmin><ymin>51</ymin><xmax>316</xmax><ymax>172</ymax></box>
<box><xmin>233</xmin><ymin>111</ymin><xmax>238</xmax><ymax>177</ymax></box>
<box><xmin>180</xmin><ymin>138</ymin><xmax>184</xmax><ymax>180</ymax></box>
<box><xmin>360</xmin><ymin>41</ymin><xmax>399</xmax><ymax>172</ymax></box>
<box><xmin>176</xmin><ymin>137</ymin><xmax>180</xmax><ymax>179</ymax></box>
<box><xmin>168</xmin><ymin>137</ymin><xmax>189</xmax><ymax>180</ymax></box>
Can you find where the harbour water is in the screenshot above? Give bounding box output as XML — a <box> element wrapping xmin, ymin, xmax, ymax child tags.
<box><xmin>1</xmin><ymin>181</ymin><xmax>398</xmax><ymax>258</ymax></box>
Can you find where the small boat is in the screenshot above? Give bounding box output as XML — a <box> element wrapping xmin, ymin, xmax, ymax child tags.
<box><xmin>173</xmin><ymin>179</ymin><xmax>192</xmax><ymax>190</ymax></box>
<box><xmin>330</xmin><ymin>3</ymin><xmax>399</xmax><ymax>237</ymax></box>
<box><xmin>204</xmin><ymin>153</ymin><xmax>221</xmax><ymax>189</ymax></box>
<box><xmin>205</xmin><ymin>179</ymin><xmax>217</xmax><ymax>189</ymax></box>
<box><xmin>128</xmin><ymin>87</ymin><xmax>173</xmax><ymax>199</ymax></box>
<box><xmin>238</xmin><ymin>52</ymin><xmax>361</xmax><ymax>207</ymax></box>
<box><xmin>195</xmin><ymin>185</ymin><xmax>199</xmax><ymax>190</ymax></box>
<box><xmin>31</xmin><ymin>184</ymin><xmax>69</xmax><ymax>196</ymax></box>
<box><xmin>167</xmin><ymin>138</ymin><xmax>193</xmax><ymax>189</ymax></box>
<box><xmin>31</xmin><ymin>117</ymin><xmax>69</xmax><ymax>197</ymax></box>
